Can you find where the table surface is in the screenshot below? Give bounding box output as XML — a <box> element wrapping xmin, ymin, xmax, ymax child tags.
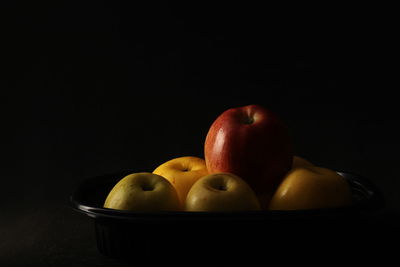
<box><xmin>2</xmin><ymin>198</ymin><xmax>399</xmax><ymax>266</ymax></box>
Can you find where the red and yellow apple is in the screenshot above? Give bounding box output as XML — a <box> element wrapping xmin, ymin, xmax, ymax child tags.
<box><xmin>153</xmin><ymin>156</ymin><xmax>209</xmax><ymax>204</ymax></box>
<box><xmin>185</xmin><ymin>172</ymin><xmax>261</xmax><ymax>212</ymax></box>
<box><xmin>104</xmin><ymin>172</ymin><xmax>180</xmax><ymax>211</ymax></box>
<box><xmin>205</xmin><ymin>104</ymin><xmax>293</xmax><ymax>196</ymax></box>
<box><xmin>269</xmin><ymin>166</ymin><xmax>353</xmax><ymax>210</ymax></box>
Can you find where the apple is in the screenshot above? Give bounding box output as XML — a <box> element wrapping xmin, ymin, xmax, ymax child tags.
<box><xmin>205</xmin><ymin>104</ymin><xmax>293</xmax><ymax>196</ymax></box>
<box><xmin>269</xmin><ymin>166</ymin><xmax>353</xmax><ymax>210</ymax></box>
<box><xmin>185</xmin><ymin>172</ymin><xmax>261</xmax><ymax>212</ymax></box>
<box><xmin>256</xmin><ymin>155</ymin><xmax>313</xmax><ymax>208</ymax></box>
<box><xmin>104</xmin><ymin>172</ymin><xmax>181</xmax><ymax>211</ymax></box>
<box><xmin>153</xmin><ymin>156</ymin><xmax>209</xmax><ymax>204</ymax></box>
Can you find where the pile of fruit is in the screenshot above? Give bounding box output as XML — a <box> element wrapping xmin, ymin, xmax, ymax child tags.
<box><xmin>104</xmin><ymin>105</ymin><xmax>353</xmax><ymax>212</ymax></box>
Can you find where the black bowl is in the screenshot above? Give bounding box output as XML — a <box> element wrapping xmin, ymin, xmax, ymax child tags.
<box><xmin>70</xmin><ymin>170</ymin><xmax>384</xmax><ymax>260</ymax></box>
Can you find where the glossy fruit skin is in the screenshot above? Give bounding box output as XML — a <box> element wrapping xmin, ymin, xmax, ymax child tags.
<box><xmin>205</xmin><ymin>105</ymin><xmax>293</xmax><ymax>195</ymax></box>
<box><xmin>269</xmin><ymin>166</ymin><xmax>353</xmax><ymax>210</ymax></box>
<box><xmin>185</xmin><ymin>172</ymin><xmax>261</xmax><ymax>212</ymax></box>
<box><xmin>153</xmin><ymin>156</ymin><xmax>209</xmax><ymax>204</ymax></box>
<box><xmin>103</xmin><ymin>172</ymin><xmax>180</xmax><ymax>211</ymax></box>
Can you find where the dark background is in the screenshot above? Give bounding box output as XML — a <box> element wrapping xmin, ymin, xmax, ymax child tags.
<box><xmin>1</xmin><ymin>1</ymin><xmax>398</xmax><ymax>266</ymax></box>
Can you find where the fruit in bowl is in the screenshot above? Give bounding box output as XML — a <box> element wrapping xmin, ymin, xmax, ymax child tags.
<box><xmin>185</xmin><ymin>172</ymin><xmax>261</xmax><ymax>212</ymax></box>
<box><xmin>153</xmin><ymin>156</ymin><xmax>209</xmax><ymax>205</ymax></box>
<box><xmin>104</xmin><ymin>172</ymin><xmax>181</xmax><ymax>211</ymax></box>
<box><xmin>269</xmin><ymin>164</ymin><xmax>353</xmax><ymax>210</ymax></box>
<box><xmin>102</xmin><ymin>105</ymin><xmax>353</xmax><ymax>213</ymax></box>
<box><xmin>204</xmin><ymin>104</ymin><xmax>293</xmax><ymax>198</ymax></box>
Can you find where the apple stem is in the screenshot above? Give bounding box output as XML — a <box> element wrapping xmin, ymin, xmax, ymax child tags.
<box><xmin>242</xmin><ymin>116</ymin><xmax>254</xmax><ymax>124</ymax></box>
<box><xmin>218</xmin><ymin>185</ymin><xmax>228</xmax><ymax>191</ymax></box>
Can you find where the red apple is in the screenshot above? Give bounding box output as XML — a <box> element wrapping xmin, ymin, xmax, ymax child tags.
<box><xmin>204</xmin><ymin>104</ymin><xmax>293</xmax><ymax>197</ymax></box>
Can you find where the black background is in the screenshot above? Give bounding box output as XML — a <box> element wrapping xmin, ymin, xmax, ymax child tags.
<box><xmin>1</xmin><ymin>1</ymin><xmax>398</xmax><ymax>266</ymax></box>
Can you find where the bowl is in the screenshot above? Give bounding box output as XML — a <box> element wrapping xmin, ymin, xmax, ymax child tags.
<box><xmin>69</xmin><ymin>170</ymin><xmax>384</xmax><ymax>260</ymax></box>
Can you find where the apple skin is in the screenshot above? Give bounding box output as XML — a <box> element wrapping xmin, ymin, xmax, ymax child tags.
<box><xmin>185</xmin><ymin>172</ymin><xmax>261</xmax><ymax>212</ymax></box>
<box><xmin>205</xmin><ymin>104</ymin><xmax>293</xmax><ymax>196</ymax></box>
<box><xmin>269</xmin><ymin>166</ymin><xmax>353</xmax><ymax>210</ymax></box>
<box><xmin>153</xmin><ymin>156</ymin><xmax>209</xmax><ymax>204</ymax></box>
<box><xmin>104</xmin><ymin>172</ymin><xmax>181</xmax><ymax>211</ymax></box>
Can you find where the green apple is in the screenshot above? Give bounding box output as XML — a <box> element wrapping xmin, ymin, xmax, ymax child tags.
<box><xmin>185</xmin><ymin>172</ymin><xmax>261</xmax><ymax>212</ymax></box>
<box><xmin>104</xmin><ymin>172</ymin><xmax>181</xmax><ymax>211</ymax></box>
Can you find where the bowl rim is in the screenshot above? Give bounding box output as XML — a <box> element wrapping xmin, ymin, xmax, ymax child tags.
<box><xmin>69</xmin><ymin>170</ymin><xmax>385</xmax><ymax>222</ymax></box>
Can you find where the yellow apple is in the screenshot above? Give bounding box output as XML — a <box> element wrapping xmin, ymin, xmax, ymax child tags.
<box><xmin>269</xmin><ymin>166</ymin><xmax>353</xmax><ymax>210</ymax></box>
<box><xmin>153</xmin><ymin>156</ymin><xmax>209</xmax><ymax>204</ymax></box>
<box><xmin>104</xmin><ymin>172</ymin><xmax>180</xmax><ymax>211</ymax></box>
<box><xmin>255</xmin><ymin>156</ymin><xmax>314</xmax><ymax>209</ymax></box>
<box><xmin>185</xmin><ymin>172</ymin><xmax>261</xmax><ymax>212</ymax></box>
